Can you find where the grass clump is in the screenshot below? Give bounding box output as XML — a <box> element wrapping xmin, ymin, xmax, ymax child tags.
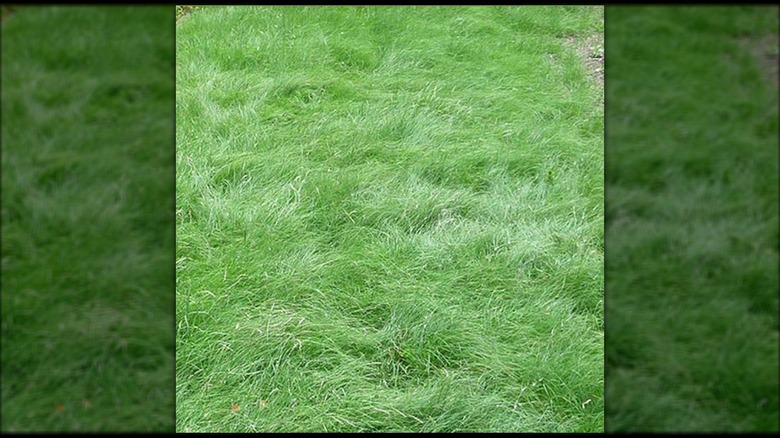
<box><xmin>605</xmin><ymin>6</ymin><xmax>779</xmax><ymax>433</ymax></box>
<box><xmin>1</xmin><ymin>6</ymin><xmax>175</xmax><ymax>432</ymax></box>
<box><xmin>176</xmin><ymin>6</ymin><xmax>604</xmax><ymax>432</ymax></box>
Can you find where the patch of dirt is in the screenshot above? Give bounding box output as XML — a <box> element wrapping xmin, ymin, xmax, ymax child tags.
<box><xmin>564</xmin><ymin>33</ymin><xmax>604</xmax><ymax>91</ymax></box>
<box><xmin>176</xmin><ymin>5</ymin><xmax>199</xmax><ymax>23</ymax></box>
<box><xmin>1</xmin><ymin>5</ymin><xmax>17</xmax><ymax>23</ymax></box>
<box><xmin>741</xmin><ymin>33</ymin><xmax>779</xmax><ymax>90</ymax></box>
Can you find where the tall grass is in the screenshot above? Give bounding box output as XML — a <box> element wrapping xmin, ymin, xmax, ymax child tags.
<box><xmin>176</xmin><ymin>6</ymin><xmax>604</xmax><ymax>432</ymax></box>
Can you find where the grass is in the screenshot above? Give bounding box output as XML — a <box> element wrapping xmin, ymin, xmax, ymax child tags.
<box><xmin>1</xmin><ymin>6</ymin><xmax>175</xmax><ymax>432</ymax></box>
<box><xmin>176</xmin><ymin>6</ymin><xmax>603</xmax><ymax>432</ymax></box>
<box><xmin>605</xmin><ymin>6</ymin><xmax>779</xmax><ymax>432</ymax></box>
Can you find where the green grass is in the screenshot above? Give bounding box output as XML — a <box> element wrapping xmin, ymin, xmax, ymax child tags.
<box><xmin>605</xmin><ymin>6</ymin><xmax>779</xmax><ymax>432</ymax></box>
<box><xmin>1</xmin><ymin>6</ymin><xmax>175</xmax><ymax>432</ymax></box>
<box><xmin>176</xmin><ymin>6</ymin><xmax>603</xmax><ymax>432</ymax></box>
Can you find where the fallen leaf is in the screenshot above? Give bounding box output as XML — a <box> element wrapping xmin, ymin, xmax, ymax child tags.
<box><xmin>231</xmin><ymin>404</ymin><xmax>240</xmax><ymax>413</ymax></box>
<box><xmin>54</xmin><ymin>404</ymin><xmax>64</xmax><ymax>413</ymax></box>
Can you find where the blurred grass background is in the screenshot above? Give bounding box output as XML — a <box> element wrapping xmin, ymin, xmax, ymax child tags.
<box><xmin>605</xmin><ymin>5</ymin><xmax>779</xmax><ymax>432</ymax></box>
<box><xmin>1</xmin><ymin>6</ymin><xmax>175</xmax><ymax>432</ymax></box>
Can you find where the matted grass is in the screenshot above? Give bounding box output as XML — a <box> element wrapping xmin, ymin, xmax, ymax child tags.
<box><xmin>1</xmin><ymin>6</ymin><xmax>175</xmax><ymax>432</ymax></box>
<box><xmin>605</xmin><ymin>6</ymin><xmax>779</xmax><ymax>433</ymax></box>
<box><xmin>176</xmin><ymin>6</ymin><xmax>604</xmax><ymax>432</ymax></box>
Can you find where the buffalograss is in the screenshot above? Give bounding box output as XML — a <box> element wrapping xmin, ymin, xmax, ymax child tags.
<box><xmin>1</xmin><ymin>6</ymin><xmax>175</xmax><ymax>432</ymax></box>
<box><xmin>605</xmin><ymin>6</ymin><xmax>779</xmax><ymax>432</ymax></box>
<box><xmin>176</xmin><ymin>6</ymin><xmax>604</xmax><ymax>432</ymax></box>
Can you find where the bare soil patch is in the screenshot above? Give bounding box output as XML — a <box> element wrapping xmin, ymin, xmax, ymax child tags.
<box><xmin>1</xmin><ymin>5</ymin><xmax>17</xmax><ymax>23</ymax></box>
<box><xmin>176</xmin><ymin>5</ymin><xmax>199</xmax><ymax>23</ymax></box>
<box><xmin>741</xmin><ymin>33</ymin><xmax>779</xmax><ymax>90</ymax></box>
<box><xmin>564</xmin><ymin>33</ymin><xmax>604</xmax><ymax>90</ymax></box>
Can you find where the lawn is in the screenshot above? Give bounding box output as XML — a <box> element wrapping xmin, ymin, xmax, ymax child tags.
<box><xmin>175</xmin><ymin>6</ymin><xmax>604</xmax><ymax>432</ymax></box>
<box><xmin>1</xmin><ymin>6</ymin><xmax>175</xmax><ymax>432</ymax></box>
<box><xmin>605</xmin><ymin>6</ymin><xmax>779</xmax><ymax>432</ymax></box>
